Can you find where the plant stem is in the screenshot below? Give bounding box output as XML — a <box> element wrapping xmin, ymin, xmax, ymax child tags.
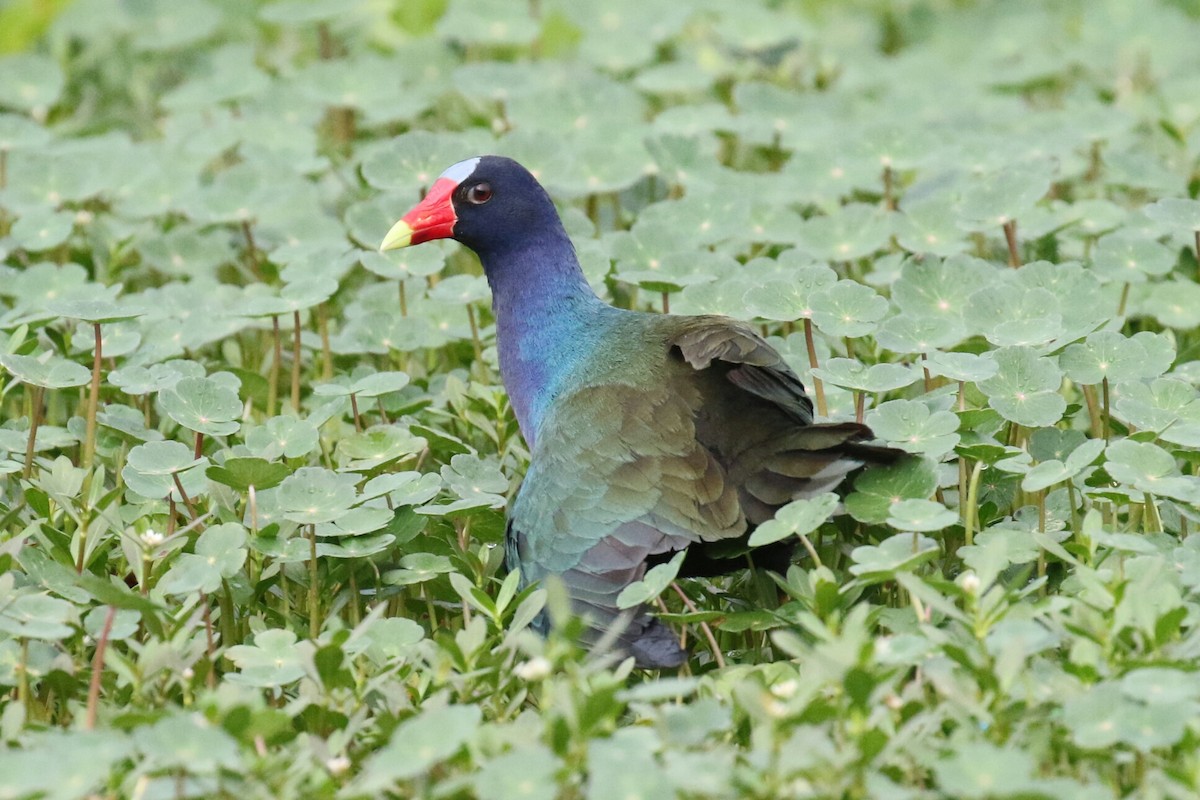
<box><xmin>85</xmin><ymin>606</ymin><xmax>117</xmax><ymax>730</ymax></box>
<box><xmin>308</xmin><ymin>525</ymin><xmax>320</xmax><ymax>640</ymax></box>
<box><xmin>963</xmin><ymin>460</ymin><xmax>984</xmax><ymax>546</ymax></box>
<box><xmin>661</xmin><ymin>292</ymin><xmax>670</xmax><ymax>314</ymax></box>
<box><xmin>854</xmin><ymin>391</ymin><xmax>865</xmax><ymax>424</ymax></box>
<box><xmin>82</xmin><ymin>322</ymin><xmax>102</xmax><ymax>468</ymax></box>
<box><xmin>802</xmin><ymin>318</ymin><xmax>828</xmax><ymax>417</ymax></box>
<box><xmin>200</xmin><ymin>591</ymin><xmax>216</xmax><ymax>689</ymax></box>
<box><xmin>22</xmin><ymin>385</ymin><xmax>43</xmax><ymax>479</ymax></box>
<box><xmin>671</xmin><ymin>582</ymin><xmax>724</xmax><ymax>669</ymax></box>
<box><xmin>317</xmin><ymin>304</ymin><xmax>333</xmax><ymax>380</ymax></box>
<box><xmin>193</xmin><ymin>431</ymin><xmax>203</xmax><ymax>460</ymax></box>
<box><xmin>17</xmin><ymin>638</ymin><xmax>29</xmax><ymax>717</ymax></box>
<box><xmin>1117</xmin><ymin>282</ymin><xmax>1131</xmax><ymax>317</ymax></box>
<box><xmin>268</xmin><ymin>315</ymin><xmax>281</xmax><ymax>417</ymax></box>
<box><xmin>1082</xmin><ymin>384</ymin><xmax>1103</xmax><ymax>439</ymax></box>
<box><xmin>241</xmin><ymin>220</ymin><xmax>263</xmax><ymax>281</ymax></box>
<box><xmin>466</xmin><ymin>303</ymin><xmax>483</xmax><ymax>362</ymax></box>
<box><xmin>1002</xmin><ymin>220</ymin><xmax>1020</xmax><ymax>267</ymax></box>
<box><xmin>291</xmin><ymin>311</ymin><xmax>302</xmax><ymax>413</ymax></box>
<box><xmin>349</xmin><ymin>393</ymin><xmax>363</xmax><ymax>432</ymax></box>
<box><xmin>172</xmin><ymin>473</ymin><xmax>199</xmax><ymax>522</ymax></box>
<box><xmin>398</xmin><ymin>281</ymin><xmax>408</xmax><ymax>317</ymax></box>
<box><xmin>1101</xmin><ymin>377</ymin><xmax>1111</xmax><ymax>443</ymax></box>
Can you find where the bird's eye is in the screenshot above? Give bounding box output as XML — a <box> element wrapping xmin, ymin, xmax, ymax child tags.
<box><xmin>466</xmin><ymin>183</ymin><xmax>493</xmax><ymax>205</ymax></box>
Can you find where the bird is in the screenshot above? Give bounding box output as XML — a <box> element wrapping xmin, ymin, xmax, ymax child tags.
<box><xmin>380</xmin><ymin>155</ymin><xmax>900</xmax><ymax>668</ymax></box>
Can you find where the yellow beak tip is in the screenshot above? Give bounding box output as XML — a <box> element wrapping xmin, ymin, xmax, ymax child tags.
<box><xmin>379</xmin><ymin>220</ymin><xmax>414</xmax><ymax>252</ymax></box>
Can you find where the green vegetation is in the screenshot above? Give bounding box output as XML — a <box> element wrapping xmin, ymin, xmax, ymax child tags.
<box><xmin>1</xmin><ymin>0</ymin><xmax>1200</xmax><ymax>796</ymax></box>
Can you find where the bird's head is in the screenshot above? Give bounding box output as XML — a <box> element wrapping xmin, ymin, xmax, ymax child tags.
<box><xmin>379</xmin><ymin>155</ymin><xmax>559</xmax><ymax>257</ymax></box>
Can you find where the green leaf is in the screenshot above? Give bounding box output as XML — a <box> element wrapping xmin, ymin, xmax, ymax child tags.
<box><xmin>809</xmin><ymin>281</ymin><xmax>888</xmax><ymax>338</ymax></box>
<box><xmin>866</xmin><ymin>400</ymin><xmax>960</xmax><ymax>458</ymax></box>
<box><xmin>617</xmin><ymin>550</ymin><xmax>687</xmax><ymax>609</ymax></box>
<box><xmin>224</xmin><ymin>628</ymin><xmax>309</xmax><ymax>688</ymax></box>
<box><xmin>0</xmin><ymin>593</ymin><xmax>77</xmax><ymax>640</ymax></box>
<box><xmin>159</xmin><ymin>376</ymin><xmax>242</xmax><ymax>436</ymax></box>
<box><xmin>0</xmin><ymin>352</ymin><xmax>90</xmax><ymax>389</ymax></box>
<box><xmin>0</xmin><ymin>53</ymin><xmax>64</xmax><ymax>113</ymax></box>
<box><xmin>747</xmin><ymin>493</ymin><xmax>839</xmax><ymax>546</ymax></box>
<box><xmin>848</xmin><ymin>533</ymin><xmax>939</xmax><ymax>580</ymax></box>
<box><xmin>845</xmin><ymin>457</ymin><xmax>937</xmax><ymax>524</ymax></box>
<box><xmin>205</xmin><ymin>457</ymin><xmax>290</xmax><ymax>492</ymax></box>
<box><xmin>354</xmin><ymin>704</ymin><xmax>481</xmax><ymax>790</ymax></box>
<box><xmin>276</xmin><ymin>467</ymin><xmax>359</xmax><ymax>525</ymax></box>
<box><xmin>978</xmin><ymin>346</ymin><xmax>1065</xmax><ymax>426</ymax></box>
<box><xmin>122</xmin><ymin>440</ymin><xmax>208</xmax><ymax>501</ymax></box>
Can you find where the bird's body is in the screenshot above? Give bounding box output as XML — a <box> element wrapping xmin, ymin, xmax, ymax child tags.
<box><xmin>382</xmin><ymin>156</ymin><xmax>897</xmax><ymax>667</ymax></box>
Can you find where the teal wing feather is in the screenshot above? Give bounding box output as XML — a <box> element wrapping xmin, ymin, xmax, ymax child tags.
<box><xmin>508</xmin><ymin>375</ymin><xmax>745</xmax><ymax>667</ymax></box>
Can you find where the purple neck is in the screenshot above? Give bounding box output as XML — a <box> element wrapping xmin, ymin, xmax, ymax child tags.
<box><xmin>480</xmin><ymin>236</ymin><xmax>610</xmax><ymax>447</ymax></box>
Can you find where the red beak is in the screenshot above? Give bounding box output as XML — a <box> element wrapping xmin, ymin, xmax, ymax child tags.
<box><xmin>379</xmin><ymin>177</ymin><xmax>459</xmax><ymax>251</ymax></box>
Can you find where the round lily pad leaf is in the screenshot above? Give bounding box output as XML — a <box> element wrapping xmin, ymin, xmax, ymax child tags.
<box><xmin>1091</xmin><ymin>231</ymin><xmax>1175</xmax><ymax>283</ymax></box>
<box><xmin>10</xmin><ymin>209</ymin><xmax>74</xmax><ymax>252</ymax></box>
<box><xmin>428</xmin><ymin>274</ymin><xmax>490</xmax><ymax>305</ymax></box>
<box><xmin>244</xmin><ymin>416</ymin><xmax>321</xmax><ymax>460</ymax></box>
<box><xmin>206</xmin><ymin>457</ymin><xmax>290</xmax><ymax>492</ymax></box>
<box><xmin>0</xmin><ymin>593</ymin><xmax>77</xmax><ymax>640</ymax></box>
<box><xmin>259</xmin><ymin>0</ymin><xmax>347</xmax><ymax>23</ymax></box>
<box><xmin>383</xmin><ymin>552</ymin><xmax>455</xmax><ymax>586</ymax></box>
<box><xmin>337</xmin><ymin>425</ymin><xmax>427</xmax><ymax>471</ymax></box>
<box><xmin>933</xmin><ymin>742</ymin><xmax>1036</xmax><ymax>800</ymax></box>
<box><xmin>0</xmin><ymin>113</ymin><xmax>51</xmax><ymax>150</ymax></box>
<box><xmin>867</xmin><ymin>400</ymin><xmax>960</xmax><ymax>458</ymax></box>
<box><xmin>276</xmin><ymin>467</ymin><xmax>359</xmax><ymax>525</ymax></box>
<box><xmin>809</xmin><ymin>281</ymin><xmax>888</xmax><ymax>338</ymax></box>
<box><xmin>747</xmin><ymin>492</ymin><xmax>839</xmax><ymax>547</ymax></box>
<box><xmin>887</xmin><ymin>499</ymin><xmax>957</xmax><ymax>532</ymax></box>
<box><xmin>157</xmin><ymin>524</ymin><xmax>248</xmax><ymax>596</ymax></box>
<box><xmin>875</xmin><ymin>314</ymin><xmax>964</xmax><ymax>354</ymax></box>
<box><xmin>893</xmin><ymin>254</ymin><xmax>995</xmax><ymax>322</ymax></box>
<box><xmin>1119</xmin><ymin>667</ymin><xmax>1200</xmax><ymax>705</ymax></box>
<box><xmin>1143</xmin><ymin>197</ymin><xmax>1200</xmax><ymax>232</ymax></box>
<box><xmin>318</xmin><ymin>533</ymin><xmax>396</xmax><ymax>559</ymax></box>
<box><xmin>0</xmin><ymin>54</ymin><xmax>65</xmax><ymax>114</ymax></box>
<box><xmin>845</xmin><ymin>457</ymin><xmax>938</xmax><ymax>524</ymax></box>
<box><xmin>109</xmin><ymin>363</ymin><xmax>190</xmax><ymax>396</ymax></box>
<box><xmin>1105</xmin><ymin>439</ymin><xmax>1200</xmax><ymax>502</ymax></box>
<box><xmin>360</xmin><ymin>130</ymin><xmax>488</xmax><ymax>192</ymax></box>
<box><xmin>977</xmin><ymin>346</ymin><xmax>1065</xmax><ymax>427</ymax></box>
<box><xmin>1059</xmin><ymin>331</ymin><xmax>1147</xmax><ymax>385</ymax></box>
<box><xmin>127</xmin><ymin>0</ymin><xmax>222</xmax><ymax>52</ymax></box>
<box><xmin>742</xmin><ymin>262</ymin><xmax>837</xmax><ymax>321</ymax></box>
<box><xmin>1114</xmin><ymin>378</ymin><xmax>1200</xmax><ymax>434</ymax></box>
<box><xmin>0</xmin><ymin>352</ymin><xmax>90</xmax><ymax>389</ymax></box>
<box><xmin>922</xmin><ymin>351</ymin><xmax>999</xmax><ymax>383</ymax></box>
<box><xmin>224</xmin><ymin>629</ymin><xmax>309</xmax><ymax>688</ymax></box>
<box><xmin>160</xmin><ymin>376</ymin><xmax>242</xmax><ymax>436</ymax></box>
<box><xmin>359</xmin><ymin>247</ymin><xmax>446</xmax><ymax>281</ymax></box>
<box><xmin>1144</xmin><ymin>280</ymin><xmax>1200</xmax><ymax>329</ymax></box>
<box><xmin>956</xmin><ymin>165</ymin><xmax>1051</xmax><ymax>229</ymax></box>
<box><xmin>895</xmin><ymin>194</ymin><xmax>970</xmax><ymax>256</ymax></box>
<box><xmin>430</xmin><ymin>453</ymin><xmax>508</xmax><ymax>513</ymax></box>
<box><xmin>122</xmin><ymin>440</ymin><xmax>208</xmax><ymax>501</ymax></box>
<box><xmin>848</xmin><ymin>532</ymin><xmax>939</xmax><ymax>580</ymax></box>
<box><xmin>437</xmin><ymin>0</ymin><xmax>540</xmax><ymax>45</ymax></box>
<box><xmin>811</xmin><ymin>359</ymin><xmax>919</xmax><ymax>394</ymax></box>
<box><xmin>315</xmin><ymin>371</ymin><xmax>411</xmax><ymax>399</ymax></box>
<box><xmin>967</xmin><ymin>285</ymin><xmax>1063</xmax><ymax>347</ymax></box>
<box><xmin>315</xmin><ymin>506</ymin><xmax>394</xmax><ymax>538</ymax></box>
<box><xmin>793</xmin><ymin>204</ymin><xmax>894</xmax><ymax>262</ymax></box>
<box><xmin>45</xmin><ymin>298</ymin><xmax>143</xmax><ymax>324</ymax></box>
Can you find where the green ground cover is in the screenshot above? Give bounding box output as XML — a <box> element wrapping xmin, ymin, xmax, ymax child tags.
<box><xmin>1</xmin><ymin>0</ymin><xmax>1200</xmax><ymax>796</ymax></box>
